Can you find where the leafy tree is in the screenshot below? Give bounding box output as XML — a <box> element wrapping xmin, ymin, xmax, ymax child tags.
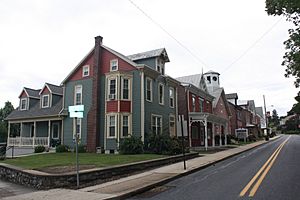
<box><xmin>0</xmin><ymin>101</ymin><xmax>15</xmax><ymax>142</ymax></box>
<box><xmin>288</xmin><ymin>92</ymin><xmax>300</xmax><ymax>115</ymax></box>
<box><xmin>266</xmin><ymin>0</ymin><xmax>300</xmax><ymax>87</ymax></box>
<box><xmin>271</xmin><ymin>109</ymin><xmax>280</xmax><ymax>126</ymax></box>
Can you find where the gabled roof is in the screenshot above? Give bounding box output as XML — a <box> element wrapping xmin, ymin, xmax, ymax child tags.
<box><xmin>176</xmin><ymin>74</ymin><xmax>202</xmax><ymax>88</ymax></box>
<box><xmin>6</xmin><ymin>98</ymin><xmax>63</xmax><ymax>121</ymax></box>
<box><xmin>19</xmin><ymin>87</ymin><xmax>40</xmax><ymax>99</ymax></box>
<box><xmin>226</xmin><ymin>93</ymin><xmax>238</xmax><ymax>100</ymax></box>
<box><xmin>39</xmin><ymin>83</ymin><xmax>63</xmax><ymax>96</ymax></box>
<box><xmin>255</xmin><ymin>107</ymin><xmax>264</xmax><ymax>118</ymax></box>
<box><xmin>127</xmin><ymin>48</ymin><xmax>170</xmax><ymax>62</ymax></box>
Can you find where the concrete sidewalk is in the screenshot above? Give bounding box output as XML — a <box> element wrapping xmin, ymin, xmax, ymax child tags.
<box><xmin>3</xmin><ymin>136</ymin><xmax>280</xmax><ymax>200</ymax></box>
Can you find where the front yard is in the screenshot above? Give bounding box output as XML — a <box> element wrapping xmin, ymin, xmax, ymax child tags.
<box><xmin>0</xmin><ymin>153</ymin><xmax>166</xmax><ymax>173</ymax></box>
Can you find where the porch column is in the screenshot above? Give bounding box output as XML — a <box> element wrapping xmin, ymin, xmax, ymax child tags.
<box><xmin>219</xmin><ymin>124</ymin><xmax>222</xmax><ymax>146</ymax></box>
<box><xmin>7</xmin><ymin>122</ymin><xmax>11</xmax><ymax>146</ymax></box>
<box><xmin>20</xmin><ymin>122</ymin><xmax>23</xmax><ymax>147</ymax></box>
<box><xmin>205</xmin><ymin>119</ymin><xmax>208</xmax><ymax>151</ymax></box>
<box><xmin>61</xmin><ymin>120</ymin><xmax>64</xmax><ymax>144</ymax></box>
<box><xmin>212</xmin><ymin>122</ymin><xmax>215</xmax><ymax>147</ymax></box>
<box><xmin>33</xmin><ymin>121</ymin><xmax>36</xmax><ymax>147</ymax></box>
<box><xmin>48</xmin><ymin>120</ymin><xmax>51</xmax><ymax>147</ymax></box>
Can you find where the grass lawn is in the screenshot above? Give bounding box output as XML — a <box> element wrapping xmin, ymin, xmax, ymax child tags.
<box><xmin>0</xmin><ymin>153</ymin><xmax>166</xmax><ymax>170</ymax></box>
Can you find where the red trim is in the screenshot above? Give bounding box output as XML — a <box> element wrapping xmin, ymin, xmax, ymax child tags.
<box><xmin>120</xmin><ymin>101</ymin><xmax>131</xmax><ymax>112</ymax></box>
<box><xmin>107</xmin><ymin>101</ymin><xmax>118</xmax><ymax>112</ymax></box>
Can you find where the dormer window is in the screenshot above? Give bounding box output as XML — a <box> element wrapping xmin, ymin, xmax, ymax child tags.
<box><xmin>20</xmin><ymin>98</ymin><xmax>27</xmax><ymax>110</ymax></box>
<box><xmin>42</xmin><ymin>94</ymin><xmax>50</xmax><ymax>108</ymax></box>
<box><xmin>110</xmin><ymin>59</ymin><xmax>118</xmax><ymax>71</ymax></box>
<box><xmin>82</xmin><ymin>65</ymin><xmax>90</xmax><ymax>77</ymax></box>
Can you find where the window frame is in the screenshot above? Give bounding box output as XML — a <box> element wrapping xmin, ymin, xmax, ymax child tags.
<box><xmin>107</xmin><ymin>114</ymin><xmax>117</xmax><ymax>138</ymax></box>
<box><xmin>121</xmin><ymin>77</ymin><xmax>130</xmax><ymax>100</ymax></box>
<box><xmin>192</xmin><ymin>95</ymin><xmax>196</xmax><ymax>112</ymax></box>
<box><xmin>146</xmin><ymin>77</ymin><xmax>153</xmax><ymax>102</ymax></box>
<box><xmin>169</xmin><ymin>87</ymin><xmax>174</xmax><ymax>108</ymax></box>
<box><xmin>20</xmin><ymin>98</ymin><xmax>27</xmax><ymax>110</ymax></box>
<box><xmin>158</xmin><ymin>83</ymin><xmax>164</xmax><ymax>105</ymax></box>
<box><xmin>74</xmin><ymin>85</ymin><xmax>83</xmax><ymax>105</ymax></box>
<box><xmin>151</xmin><ymin>114</ymin><xmax>162</xmax><ymax>135</ymax></box>
<box><xmin>108</xmin><ymin>77</ymin><xmax>117</xmax><ymax>100</ymax></box>
<box><xmin>199</xmin><ymin>97</ymin><xmax>204</xmax><ymax>112</ymax></box>
<box><xmin>110</xmin><ymin>59</ymin><xmax>118</xmax><ymax>71</ymax></box>
<box><xmin>42</xmin><ymin>94</ymin><xmax>50</xmax><ymax>108</ymax></box>
<box><xmin>169</xmin><ymin>114</ymin><xmax>176</xmax><ymax>137</ymax></box>
<box><xmin>82</xmin><ymin>65</ymin><xmax>90</xmax><ymax>77</ymax></box>
<box><xmin>121</xmin><ymin>114</ymin><xmax>131</xmax><ymax>138</ymax></box>
<box><xmin>52</xmin><ymin>122</ymin><xmax>60</xmax><ymax>139</ymax></box>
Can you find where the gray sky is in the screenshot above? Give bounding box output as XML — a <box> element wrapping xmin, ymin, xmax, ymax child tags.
<box><xmin>0</xmin><ymin>0</ymin><xmax>298</xmax><ymax>116</ymax></box>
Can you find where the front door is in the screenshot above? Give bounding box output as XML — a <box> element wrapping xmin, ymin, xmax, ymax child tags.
<box><xmin>52</xmin><ymin>122</ymin><xmax>60</xmax><ymax>140</ymax></box>
<box><xmin>191</xmin><ymin>122</ymin><xmax>205</xmax><ymax>147</ymax></box>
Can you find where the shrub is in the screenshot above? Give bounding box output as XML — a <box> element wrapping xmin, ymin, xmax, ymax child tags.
<box><xmin>247</xmin><ymin>134</ymin><xmax>257</xmax><ymax>142</ymax></box>
<box><xmin>145</xmin><ymin>133</ymin><xmax>183</xmax><ymax>155</ymax></box>
<box><xmin>119</xmin><ymin>136</ymin><xmax>144</xmax><ymax>154</ymax></box>
<box><xmin>284</xmin><ymin>130</ymin><xmax>300</xmax><ymax>134</ymax></box>
<box><xmin>34</xmin><ymin>145</ymin><xmax>45</xmax><ymax>153</ymax></box>
<box><xmin>78</xmin><ymin>144</ymin><xmax>87</xmax><ymax>153</ymax></box>
<box><xmin>56</xmin><ymin>144</ymin><xmax>69</xmax><ymax>153</ymax></box>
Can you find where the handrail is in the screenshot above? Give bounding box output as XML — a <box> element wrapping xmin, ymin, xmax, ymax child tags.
<box><xmin>0</xmin><ymin>144</ymin><xmax>15</xmax><ymax>159</ymax></box>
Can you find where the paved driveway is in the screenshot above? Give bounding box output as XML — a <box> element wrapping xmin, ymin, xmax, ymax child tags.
<box><xmin>0</xmin><ymin>179</ymin><xmax>35</xmax><ymax>199</ymax></box>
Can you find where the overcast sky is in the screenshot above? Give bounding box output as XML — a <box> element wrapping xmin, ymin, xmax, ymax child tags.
<box><xmin>0</xmin><ymin>0</ymin><xmax>298</xmax><ymax>116</ymax></box>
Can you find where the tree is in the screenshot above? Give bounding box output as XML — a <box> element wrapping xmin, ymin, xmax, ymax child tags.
<box><xmin>271</xmin><ymin>109</ymin><xmax>280</xmax><ymax>126</ymax></box>
<box><xmin>266</xmin><ymin>0</ymin><xmax>300</xmax><ymax>87</ymax></box>
<box><xmin>0</xmin><ymin>101</ymin><xmax>15</xmax><ymax>142</ymax></box>
<box><xmin>288</xmin><ymin>92</ymin><xmax>300</xmax><ymax>115</ymax></box>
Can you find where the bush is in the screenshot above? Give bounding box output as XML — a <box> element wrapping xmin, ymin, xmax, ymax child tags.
<box><xmin>145</xmin><ymin>133</ymin><xmax>183</xmax><ymax>155</ymax></box>
<box><xmin>247</xmin><ymin>134</ymin><xmax>257</xmax><ymax>142</ymax></box>
<box><xmin>284</xmin><ymin>130</ymin><xmax>300</xmax><ymax>134</ymax></box>
<box><xmin>119</xmin><ymin>136</ymin><xmax>144</xmax><ymax>154</ymax></box>
<box><xmin>56</xmin><ymin>144</ymin><xmax>69</xmax><ymax>153</ymax></box>
<box><xmin>78</xmin><ymin>144</ymin><xmax>87</xmax><ymax>153</ymax></box>
<box><xmin>34</xmin><ymin>145</ymin><xmax>45</xmax><ymax>153</ymax></box>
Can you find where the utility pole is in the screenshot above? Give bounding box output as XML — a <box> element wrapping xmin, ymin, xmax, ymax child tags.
<box><xmin>263</xmin><ymin>95</ymin><xmax>268</xmax><ymax>136</ymax></box>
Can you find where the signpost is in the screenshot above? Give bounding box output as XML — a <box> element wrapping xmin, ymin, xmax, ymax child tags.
<box><xmin>68</xmin><ymin>105</ymin><xmax>84</xmax><ymax>189</ymax></box>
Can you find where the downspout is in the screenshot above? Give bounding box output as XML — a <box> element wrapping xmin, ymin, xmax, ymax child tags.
<box><xmin>140</xmin><ymin>69</ymin><xmax>145</xmax><ymax>142</ymax></box>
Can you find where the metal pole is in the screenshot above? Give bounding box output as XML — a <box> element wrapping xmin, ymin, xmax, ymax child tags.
<box><xmin>263</xmin><ymin>95</ymin><xmax>268</xmax><ymax>136</ymax></box>
<box><xmin>75</xmin><ymin>117</ymin><xmax>79</xmax><ymax>189</ymax></box>
<box><xmin>180</xmin><ymin>115</ymin><xmax>186</xmax><ymax>170</ymax></box>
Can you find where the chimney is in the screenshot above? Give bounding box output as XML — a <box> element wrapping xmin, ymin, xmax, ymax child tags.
<box><xmin>87</xmin><ymin>35</ymin><xmax>103</xmax><ymax>152</ymax></box>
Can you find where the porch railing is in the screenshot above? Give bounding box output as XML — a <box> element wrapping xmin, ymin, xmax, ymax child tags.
<box><xmin>7</xmin><ymin>137</ymin><xmax>49</xmax><ymax>147</ymax></box>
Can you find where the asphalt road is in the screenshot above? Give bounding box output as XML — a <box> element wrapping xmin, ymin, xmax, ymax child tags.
<box><xmin>130</xmin><ymin>135</ymin><xmax>300</xmax><ymax>200</ymax></box>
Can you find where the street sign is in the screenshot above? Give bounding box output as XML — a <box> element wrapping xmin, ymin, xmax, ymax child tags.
<box><xmin>70</xmin><ymin>111</ymin><xmax>84</xmax><ymax>118</ymax></box>
<box><xmin>69</xmin><ymin>105</ymin><xmax>84</xmax><ymax>112</ymax></box>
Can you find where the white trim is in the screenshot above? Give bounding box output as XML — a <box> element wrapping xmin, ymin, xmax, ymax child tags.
<box><xmin>158</xmin><ymin>83</ymin><xmax>164</xmax><ymax>105</ymax></box>
<box><xmin>20</xmin><ymin>98</ymin><xmax>27</xmax><ymax>110</ymax></box>
<box><xmin>107</xmin><ymin>114</ymin><xmax>117</xmax><ymax>138</ymax></box>
<box><xmin>82</xmin><ymin>65</ymin><xmax>90</xmax><ymax>77</ymax></box>
<box><xmin>169</xmin><ymin>114</ymin><xmax>176</xmax><ymax>137</ymax></box>
<box><xmin>151</xmin><ymin>114</ymin><xmax>163</xmax><ymax>135</ymax></box>
<box><xmin>107</xmin><ymin>77</ymin><xmax>117</xmax><ymax>100</ymax></box>
<box><xmin>146</xmin><ymin>77</ymin><xmax>153</xmax><ymax>102</ymax></box>
<box><xmin>74</xmin><ymin>85</ymin><xmax>83</xmax><ymax>105</ymax></box>
<box><xmin>42</xmin><ymin>94</ymin><xmax>50</xmax><ymax>108</ymax></box>
<box><xmin>110</xmin><ymin>59</ymin><xmax>118</xmax><ymax>71</ymax></box>
<box><xmin>140</xmin><ymin>71</ymin><xmax>145</xmax><ymax>142</ymax></box>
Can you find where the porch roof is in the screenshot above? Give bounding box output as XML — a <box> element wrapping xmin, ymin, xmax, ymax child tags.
<box><xmin>189</xmin><ymin>112</ymin><xmax>228</xmax><ymax>125</ymax></box>
<box><xmin>5</xmin><ymin>99</ymin><xmax>63</xmax><ymax>121</ymax></box>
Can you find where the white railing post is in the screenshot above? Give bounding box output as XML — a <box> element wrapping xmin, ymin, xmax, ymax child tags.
<box><xmin>33</xmin><ymin>121</ymin><xmax>36</xmax><ymax>147</ymax></box>
<box><xmin>7</xmin><ymin>122</ymin><xmax>11</xmax><ymax>146</ymax></box>
<box><xmin>20</xmin><ymin>123</ymin><xmax>23</xmax><ymax>147</ymax></box>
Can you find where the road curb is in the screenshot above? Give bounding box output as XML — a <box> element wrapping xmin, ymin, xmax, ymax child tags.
<box><xmin>112</xmin><ymin>136</ymin><xmax>282</xmax><ymax>200</ymax></box>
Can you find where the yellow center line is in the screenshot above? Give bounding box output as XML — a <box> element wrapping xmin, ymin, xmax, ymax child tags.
<box><xmin>239</xmin><ymin>136</ymin><xmax>290</xmax><ymax>197</ymax></box>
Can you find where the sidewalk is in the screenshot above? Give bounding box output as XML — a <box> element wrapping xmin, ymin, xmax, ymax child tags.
<box><xmin>3</xmin><ymin>136</ymin><xmax>280</xmax><ymax>200</ymax></box>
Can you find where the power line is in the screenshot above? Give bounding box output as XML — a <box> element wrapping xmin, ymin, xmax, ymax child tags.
<box><xmin>221</xmin><ymin>16</ymin><xmax>284</xmax><ymax>73</ymax></box>
<box><xmin>128</xmin><ymin>0</ymin><xmax>208</xmax><ymax>68</ymax></box>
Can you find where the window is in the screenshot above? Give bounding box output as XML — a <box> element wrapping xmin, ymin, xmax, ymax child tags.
<box><xmin>82</xmin><ymin>65</ymin><xmax>89</xmax><ymax>77</ymax></box>
<box><xmin>199</xmin><ymin>98</ymin><xmax>204</xmax><ymax>112</ymax></box>
<box><xmin>20</xmin><ymin>98</ymin><xmax>27</xmax><ymax>110</ymax></box>
<box><xmin>152</xmin><ymin>115</ymin><xmax>162</xmax><ymax>135</ymax></box>
<box><xmin>158</xmin><ymin>84</ymin><xmax>164</xmax><ymax>105</ymax></box>
<box><xmin>74</xmin><ymin>85</ymin><xmax>82</xmax><ymax>105</ymax></box>
<box><xmin>108</xmin><ymin>115</ymin><xmax>116</xmax><ymax>137</ymax></box>
<box><xmin>169</xmin><ymin>115</ymin><xmax>175</xmax><ymax>137</ymax></box>
<box><xmin>108</xmin><ymin>78</ymin><xmax>116</xmax><ymax>100</ymax></box>
<box><xmin>207</xmin><ymin>76</ymin><xmax>211</xmax><ymax>84</ymax></box>
<box><xmin>110</xmin><ymin>59</ymin><xmax>118</xmax><ymax>71</ymax></box>
<box><xmin>146</xmin><ymin>78</ymin><xmax>152</xmax><ymax>102</ymax></box>
<box><xmin>74</xmin><ymin>118</ymin><xmax>81</xmax><ymax>139</ymax></box>
<box><xmin>192</xmin><ymin>95</ymin><xmax>196</xmax><ymax>112</ymax></box>
<box><xmin>122</xmin><ymin>78</ymin><xmax>129</xmax><ymax>100</ymax></box>
<box><xmin>42</xmin><ymin>95</ymin><xmax>49</xmax><ymax>108</ymax></box>
<box><xmin>169</xmin><ymin>87</ymin><xmax>174</xmax><ymax>108</ymax></box>
<box><xmin>52</xmin><ymin>123</ymin><xmax>59</xmax><ymax>139</ymax></box>
<box><xmin>122</xmin><ymin>115</ymin><xmax>129</xmax><ymax>137</ymax></box>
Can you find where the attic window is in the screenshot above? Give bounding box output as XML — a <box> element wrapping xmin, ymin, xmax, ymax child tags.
<box><xmin>110</xmin><ymin>59</ymin><xmax>118</xmax><ymax>71</ymax></box>
<box><xmin>82</xmin><ymin>65</ymin><xmax>90</xmax><ymax>77</ymax></box>
<box><xmin>42</xmin><ymin>95</ymin><xmax>50</xmax><ymax>108</ymax></box>
<box><xmin>207</xmin><ymin>76</ymin><xmax>211</xmax><ymax>84</ymax></box>
<box><xmin>20</xmin><ymin>98</ymin><xmax>27</xmax><ymax>110</ymax></box>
